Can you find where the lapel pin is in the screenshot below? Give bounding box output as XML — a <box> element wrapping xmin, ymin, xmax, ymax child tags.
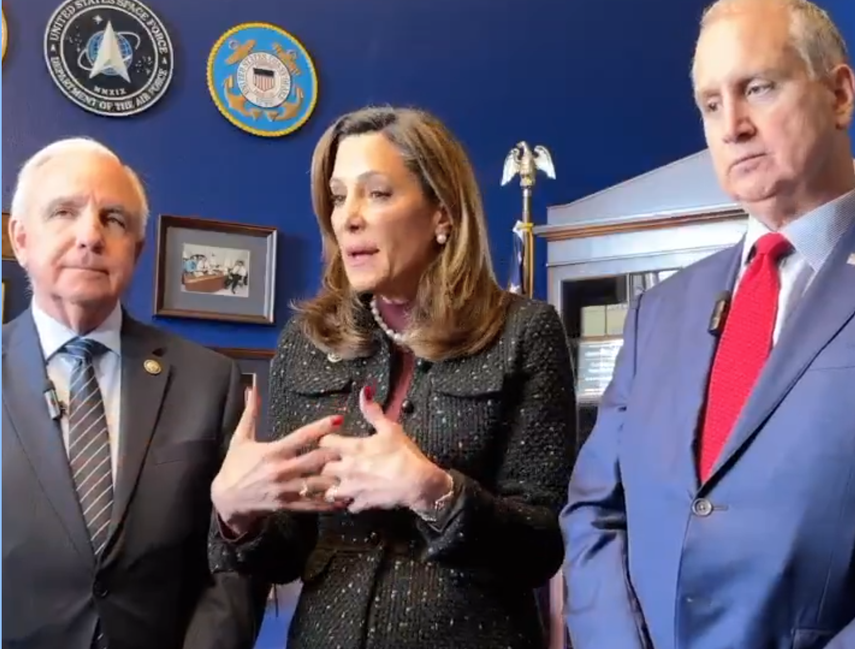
<box><xmin>847</xmin><ymin>253</ymin><xmax>855</xmax><ymax>266</ymax></box>
<box><xmin>144</xmin><ymin>359</ymin><xmax>162</xmax><ymax>375</ymax></box>
<box><xmin>327</xmin><ymin>352</ymin><xmax>342</xmax><ymax>364</ymax></box>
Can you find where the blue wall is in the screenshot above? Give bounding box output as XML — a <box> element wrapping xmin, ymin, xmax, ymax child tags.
<box><xmin>1</xmin><ymin>0</ymin><xmax>712</xmax><ymax>340</ymax></box>
<box><xmin>5</xmin><ymin>0</ymin><xmax>853</xmax><ymax>337</ymax></box>
<box><xmin>3</xmin><ymin>0</ymin><xmax>853</xmax><ymax>337</ymax></box>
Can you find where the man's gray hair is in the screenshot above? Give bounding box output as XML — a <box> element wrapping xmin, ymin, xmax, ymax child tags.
<box><xmin>9</xmin><ymin>137</ymin><xmax>150</xmax><ymax>240</ymax></box>
<box><xmin>697</xmin><ymin>0</ymin><xmax>849</xmax><ymax>79</ymax></box>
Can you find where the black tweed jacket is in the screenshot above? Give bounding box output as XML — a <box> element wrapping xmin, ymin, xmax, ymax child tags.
<box><xmin>209</xmin><ymin>294</ymin><xmax>577</xmax><ymax>649</ymax></box>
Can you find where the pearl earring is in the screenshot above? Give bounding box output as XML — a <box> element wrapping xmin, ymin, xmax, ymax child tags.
<box><xmin>436</xmin><ymin>233</ymin><xmax>448</xmax><ymax>245</ymax></box>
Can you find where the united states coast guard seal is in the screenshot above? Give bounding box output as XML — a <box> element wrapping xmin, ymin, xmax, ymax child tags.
<box><xmin>43</xmin><ymin>0</ymin><xmax>174</xmax><ymax>117</ymax></box>
<box><xmin>207</xmin><ymin>22</ymin><xmax>318</xmax><ymax>137</ymax></box>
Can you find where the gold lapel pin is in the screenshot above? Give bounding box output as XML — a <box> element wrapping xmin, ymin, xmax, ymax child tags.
<box><xmin>144</xmin><ymin>359</ymin><xmax>162</xmax><ymax>375</ymax></box>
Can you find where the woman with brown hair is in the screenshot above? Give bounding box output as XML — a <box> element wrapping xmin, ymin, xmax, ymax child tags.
<box><xmin>208</xmin><ymin>106</ymin><xmax>576</xmax><ymax>649</ymax></box>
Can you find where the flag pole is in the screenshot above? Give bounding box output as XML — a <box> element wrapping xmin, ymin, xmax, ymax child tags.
<box><xmin>501</xmin><ymin>142</ymin><xmax>556</xmax><ymax>297</ymax></box>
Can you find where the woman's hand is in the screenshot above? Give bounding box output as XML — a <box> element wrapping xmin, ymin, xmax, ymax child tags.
<box><xmin>318</xmin><ymin>385</ymin><xmax>453</xmax><ymax>514</ymax></box>
<box><xmin>212</xmin><ymin>386</ymin><xmax>344</xmax><ymax>536</ymax></box>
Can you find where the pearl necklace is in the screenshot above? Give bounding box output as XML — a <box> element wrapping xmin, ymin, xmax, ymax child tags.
<box><xmin>370</xmin><ymin>297</ymin><xmax>408</xmax><ymax>346</ymax></box>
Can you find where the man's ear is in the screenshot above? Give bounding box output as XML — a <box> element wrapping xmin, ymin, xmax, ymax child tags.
<box><xmin>829</xmin><ymin>63</ymin><xmax>855</xmax><ymax>130</ymax></box>
<box><xmin>134</xmin><ymin>238</ymin><xmax>145</xmax><ymax>262</ymax></box>
<box><xmin>9</xmin><ymin>216</ymin><xmax>29</xmax><ymax>268</ymax></box>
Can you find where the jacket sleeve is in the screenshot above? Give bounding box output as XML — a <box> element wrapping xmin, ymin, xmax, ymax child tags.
<box><xmin>184</xmin><ymin>360</ymin><xmax>272</xmax><ymax>649</ymax></box>
<box><xmin>559</xmin><ymin>294</ymin><xmax>652</xmax><ymax>649</ymax></box>
<box><xmin>208</xmin><ymin>324</ymin><xmax>319</xmax><ymax>586</ymax></box>
<box><xmin>415</xmin><ymin>302</ymin><xmax>576</xmax><ymax>590</ymax></box>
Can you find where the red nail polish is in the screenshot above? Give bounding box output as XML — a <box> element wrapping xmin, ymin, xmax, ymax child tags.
<box><xmin>330</xmin><ymin>415</ymin><xmax>344</xmax><ymax>426</ymax></box>
<box><xmin>363</xmin><ymin>384</ymin><xmax>374</xmax><ymax>402</ymax></box>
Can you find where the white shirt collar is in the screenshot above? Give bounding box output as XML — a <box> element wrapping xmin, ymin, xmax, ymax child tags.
<box><xmin>741</xmin><ymin>189</ymin><xmax>855</xmax><ymax>271</ymax></box>
<box><xmin>31</xmin><ymin>300</ymin><xmax>123</xmax><ymax>361</ymax></box>
<box><xmin>740</xmin><ymin>216</ymin><xmax>774</xmax><ymax>268</ymax></box>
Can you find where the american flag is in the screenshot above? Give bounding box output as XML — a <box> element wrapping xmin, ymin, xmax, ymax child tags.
<box><xmin>508</xmin><ymin>220</ymin><xmax>526</xmax><ymax>295</ymax></box>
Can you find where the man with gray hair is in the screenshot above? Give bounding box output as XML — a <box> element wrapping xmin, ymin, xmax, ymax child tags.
<box><xmin>0</xmin><ymin>137</ymin><xmax>274</xmax><ymax>649</ymax></box>
<box><xmin>561</xmin><ymin>1</ymin><xmax>855</xmax><ymax>648</ymax></box>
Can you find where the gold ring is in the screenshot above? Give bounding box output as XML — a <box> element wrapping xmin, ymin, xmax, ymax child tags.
<box><xmin>299</xmin><ymin>480</ymin><xmax>311</xmax><ymax>498</ymax></box>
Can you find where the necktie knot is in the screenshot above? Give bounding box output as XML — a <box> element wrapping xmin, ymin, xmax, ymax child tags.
<box><xmin>753</xmin><ymin>232</ymin><xmax>791</xmax><ymax>263</ymax></box>
<box><xmin>64</xmin><ymin>338</ymin><xmax>107</xmax><ymax>362</ymax></box>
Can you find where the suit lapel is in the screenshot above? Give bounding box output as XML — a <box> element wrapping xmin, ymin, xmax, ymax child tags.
<box><xmin>2</xmin><ymin>311</ymin><xmax>95</xmax><ymax>567</ymax></box>
<box><xmin>668</xmin><ymin>244</ymin><xmax>743</xmax><ymax>492</ymax></box>
<box><xmin>105</xmin><ymin>315</ymin><xmax>171</xmax><ymax>547</ymax></box>
<box><xmin>707</xmin><ymin>219</ymin><xmax>855</xmax><ymax>482</ymax></box>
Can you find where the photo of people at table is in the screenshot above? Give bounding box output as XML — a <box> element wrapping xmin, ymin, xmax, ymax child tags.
<box><xmin>181</xmin><ymin>243</ymin><xmax>250</xmax><ymax>297</ymax></box>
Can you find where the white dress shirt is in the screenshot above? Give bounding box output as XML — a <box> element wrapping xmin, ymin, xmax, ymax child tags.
<box><xmin>736</xmin><ymin>189</ymin><xmax>855</xmax><ymax>346</ymax></box>
<box><xmin>31</xmin><ymin>301</ymin><xmax>123</xmax><ymax>483</ymax></box>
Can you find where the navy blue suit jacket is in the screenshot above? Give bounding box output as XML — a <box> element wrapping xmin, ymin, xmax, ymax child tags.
<box><xmin>560</xmin><ymin>217</ymin><xmax>855</xmax><ymax>649</ymax></box>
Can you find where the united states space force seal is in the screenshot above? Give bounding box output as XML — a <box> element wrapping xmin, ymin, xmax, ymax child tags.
<box><xmin>43</xmin><ymin>0</ymin><xmax>174</xmax><ymax>117</ymax></box>
<box><xmin>207</xmin><ymin>22</ymin><xmax>318</xmax><ymax>137</ymax></box>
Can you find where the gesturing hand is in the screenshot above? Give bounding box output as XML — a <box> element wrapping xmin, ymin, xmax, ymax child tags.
<box><xmin>318</xmin><ymin>386</ymin><xmax>452</xmax><ymax>514</ymax></box>
<box><xmin>211</xmin><ymin>386</ymin><xmax>344</xmax><ymax>536</ymax></box>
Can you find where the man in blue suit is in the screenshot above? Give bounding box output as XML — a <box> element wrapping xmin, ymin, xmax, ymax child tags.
<box><xmin>560</xmin><ymin>1</ymin><xmax>855</xmax><ymax>648</ymax></box>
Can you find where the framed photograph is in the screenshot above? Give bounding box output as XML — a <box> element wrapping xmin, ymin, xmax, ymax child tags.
<box><xmin>3</xmin><ymin>212</ymin><xmax>15</xmax><ymax>260</ymax></box>
<box><xmin>1</xmin><ymin>262</ymin><xmax>28</xmax><ymax>324</ymax></box>
<box><xmin>211</xmin><ymin>347</ymin><xmax>275</xmax><ymax>438</ymax></box>
<box><xmin>154</xmin><ymin>215</ymin><xmax>277</xmax><ymax>324</ymax></box>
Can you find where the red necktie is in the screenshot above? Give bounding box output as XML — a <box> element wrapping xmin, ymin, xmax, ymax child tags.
<box><xmin>697</xmin><ymin>232</ymin><xmax>792</xmax><ymax>481</ymax></box>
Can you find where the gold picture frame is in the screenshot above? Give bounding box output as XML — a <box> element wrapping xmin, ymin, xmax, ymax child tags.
<box><xmin>2</xmin><ymin>212</ymin><xmax>14</xmax><ymax>260</ymax></box>
<box><xmin>2</xmin><ymin>10</ymin><xmax>8</xmax><ymax>63</ymax></box>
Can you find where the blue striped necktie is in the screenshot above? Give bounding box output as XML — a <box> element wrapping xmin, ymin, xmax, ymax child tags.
<box><xmin>65</xmin><ymin>338</ymin><xmax>113</xmax><ymax>649</ymax></box>
<box><xmin>65</xmin><ymin>337</ymin><xmax>114</xmax><ymax>558</ymax></box>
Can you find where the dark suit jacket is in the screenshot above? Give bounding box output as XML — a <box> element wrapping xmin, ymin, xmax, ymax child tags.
<box><xmin>2</xmin><ymin>308</ymin><xmax>269</xmax><ymax>649</ymax></box>
<box><xmin>209</xmin><ymin>294</ymin><xmax>577</xmax><ymax>649</ymax></box>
